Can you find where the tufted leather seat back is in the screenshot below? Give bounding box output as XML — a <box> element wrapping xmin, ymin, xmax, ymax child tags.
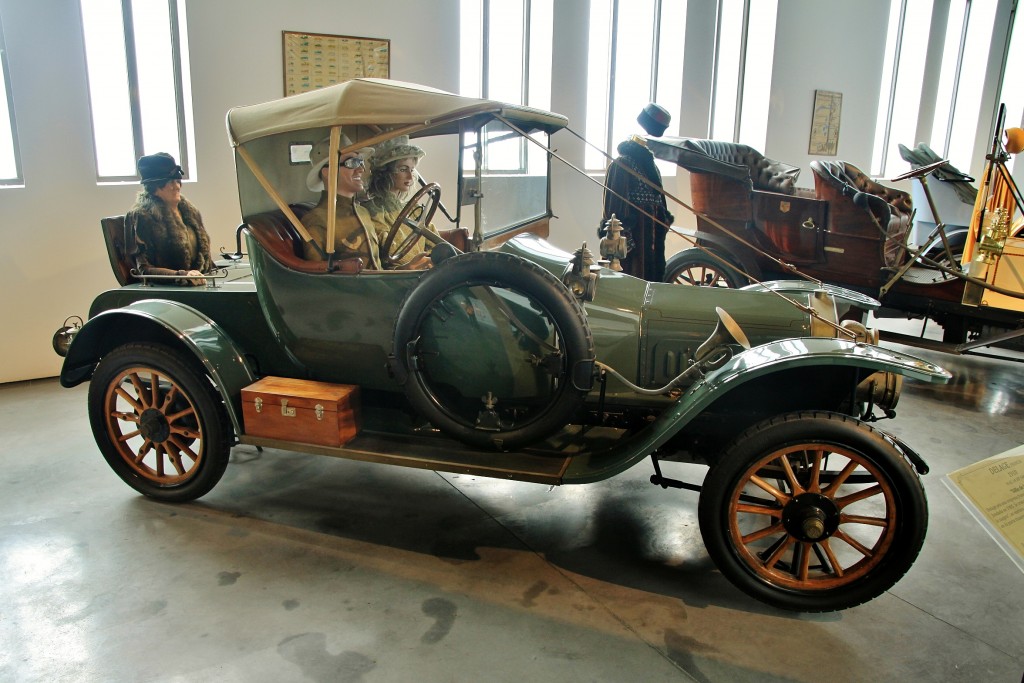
<box><xmin>810</xmin><ymin>160</ymin><xmax>912</xmax><ymax>268</ymax></box>
<box><xmin>684</xmin><ymin>140</ymin><xmax>801</xmax><ymax>194</ymax></box>
<box><xmin>244</xmin><ymin>203</ymin><xmax>363</xmax><ymax>274</ymax></box>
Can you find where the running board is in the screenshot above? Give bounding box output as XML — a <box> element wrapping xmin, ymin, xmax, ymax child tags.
<box><xmin>238</xmin><ymin>432</ymin><xmax>573</xmax><ymax>485</ymax></box>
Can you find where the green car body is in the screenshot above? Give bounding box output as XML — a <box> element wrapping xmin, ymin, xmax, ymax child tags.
<box><xmin>57</xmin><ymin>79</ymin><xmax>951</xmax><ymax>612</ymax></box>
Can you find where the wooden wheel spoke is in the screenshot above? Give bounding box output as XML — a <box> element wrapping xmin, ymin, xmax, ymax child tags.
<box><xmin>749</xmin><ymin>474</ymin><xmax>791</xmax><ymax>505</ymax></box>
<box><xmin>840</xmin><ymin>513</ymin><xmax>889</xmax><ymax>528</ymax></box>
<box><xmin>155</xmin><ymin>444</ymin><xmax>167</xmax><ymax>477</ymax></box>
<box><xmin>832</xmin><ymin>529</ymin><xmax>875</xmax><ymax>558</ymax></box>
<box><xmin>819</xmin><ymin>539</ymin><xmax>845</xmax><ymax>577</ymax></box>
<box><xmin>835</xmin><ymin>484</ymin><xmax>883</xmax><ymax>509</ymax></box>
<box><xmin>741</xmin><ymin>521</ymin><xmax>785</xmax><ymax>544</ymax></box>
<box><xmin>114</xmin><ymin>384</ymin><xmax>144</xmax><ymax>413</ymax></box>
<box><xmin>163</xmin><ymin>444</ymin><xmax>188</xmax><ymax>476</ymax></box>
<box><xmin>170</xmin><ymin>425</ymin><xmax>200</xmax><ymax>440</ymax></box>
<box><xmin>133</xmin><ymin>440</ymin><xmax>154</xmax><ymax>463</ymax></box>
<box><xmin>117</xmin><ymin>429</ymin><xmax>142</xmax><ymax>443</ymax></box>
<box><xmin>167</xmin><ymin>435</ymin><xmax>199</xmax><ymax>463</ymax></box>
<box><xmin>735</xmin><ymin>501</ymin><xmax>782</xmax><ymax>518</ymax></box>
<box><xmin>149</xmin><ymin>372</ymin><xmax>162</xmax><ymax>407</ymax></box>
<box><xmin>764</xmin><ymin>535</ymin><xmax>796</xmax><ymax>569</ymax></box>
<box><xmin>808</xmin><ymin>449</ymin><xmax>824</xmax><ymax>493</ymax></box>
<box><xmin>778</xmin><ymin>454</ymin><xmax>806</xmax><ymax>495</ymax></box>
<box><xmin>797</xmin><ymin>542</ymin><xmax>812</xmax><ymax>580</ymax></box>
<box><xmin>160</xmin><ymin>385</ymin><xmax>180</xmax><ymax>412</ymax></box>
<box><xmin>822</xmin><ymin>460</ymin><xmax>859</xmax><ymax>495</ymax></box>
<box><xmin>167</xmin><ymin>406</ymin><xmax>196</xmax><ymax>425</ymax></box>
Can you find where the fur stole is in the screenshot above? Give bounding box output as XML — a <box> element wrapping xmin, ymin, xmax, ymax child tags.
<box><xmin>614</xmin><ymin>138</ymin><xmax>661</xmax><ymax>183</ymax></box>
<box><xmin>129</xmin><ymin>191</ymin><xmax>212</xmax><ymax>272</ymax></box>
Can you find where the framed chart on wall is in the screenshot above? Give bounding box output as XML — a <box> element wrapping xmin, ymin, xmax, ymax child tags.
<box><xmin>808</xmin><ymin>90</ymin><xmax>842</xmax><ymax>156</ymax></box>
<box><xmin>283</xmin><ymin>31</ymin><xmax>390</xmax><ymax>96</ymax></box>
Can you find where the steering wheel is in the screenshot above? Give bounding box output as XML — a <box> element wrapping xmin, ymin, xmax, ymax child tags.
<box><xmin>889</xmin><ymin>158</ymin><xmax>949</xmax><ymax>183</ymax></box>
<box><xmin>381</xmin><ymin>183</ymin><xmax>443</xmax><ymax>268</ymax></box>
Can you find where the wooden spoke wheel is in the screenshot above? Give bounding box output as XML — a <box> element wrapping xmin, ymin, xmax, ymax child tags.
<box><xmin>88</xmin><ymin>343</ymin><xmax>231</xmax><ymax>501</ymax></box>
<box><xmin>665</xmin><ymin>247</ymin><xmax>744</xmax><ymax>288</ymax></box>
<box><xmin>698</xmin><ymin>411</ymin><xmax>927</xmax><ymax>612</ymax></box>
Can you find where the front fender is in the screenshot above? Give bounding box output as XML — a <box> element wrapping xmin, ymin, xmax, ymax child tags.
<box><xmin>563</xmin><ymin>338</ymin><xmax>950</xmax><ymax>483</ymax></box>
<box><xmin>59</xmin><ymin>300</ymin><xmax>256</xmax><ymax>435</ymax></box>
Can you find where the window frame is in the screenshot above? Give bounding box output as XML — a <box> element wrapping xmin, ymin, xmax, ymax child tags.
<box><xmin>0</xmin><ymin>29</ymin><xmax>22</xmax><ymax>186</ymax></box>
<box><xmin>461</xmin><ymin>0</ymin><xmax>552</xmax><ymax>175</ymax></box>
<box><xmin>80</xmin><ymin>0</ymin><xmax>192</xmax><ymax>183</ymax></box>
<box><xmin>871</xmin><ymin>0</ymin><xmax>1002</xmax><ymax>178</ymax></box>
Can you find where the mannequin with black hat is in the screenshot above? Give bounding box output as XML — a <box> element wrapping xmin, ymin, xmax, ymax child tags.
<box><xmin>600</xmin><ymin>103</ymin><xmax>675</xmax><ymax>282</ymax></box>
<box><xmin>125</xmin><ymin>152</ymin><xmax>212</xmax><ymax>285</ymax></box>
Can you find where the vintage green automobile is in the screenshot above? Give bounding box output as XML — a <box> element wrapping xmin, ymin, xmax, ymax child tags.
<box><xmin>57</xmin><ymin>79</ymin><xmax>951</xmax><ymax>612</ymax></box>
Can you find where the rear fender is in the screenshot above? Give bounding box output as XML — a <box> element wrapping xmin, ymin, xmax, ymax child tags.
<box><xmin>564</xmin><ymin>338</ymin><xmax>950</xmax><ymax>483</ymax></box>
<box><xmin>59</xmin><ymin>300</ymin><xmax>256</xmax><ymax>435</ymax></box>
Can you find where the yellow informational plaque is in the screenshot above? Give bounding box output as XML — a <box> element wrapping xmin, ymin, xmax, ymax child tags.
<box><xmin>945</xmin><ymin>444</ymin><xmax>1024</xmax><ymax>573</ymax></box>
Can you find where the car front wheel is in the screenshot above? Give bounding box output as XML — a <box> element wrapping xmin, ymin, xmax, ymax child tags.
<box><xmin>88</xmin><ymin>342</ymin><xmax>232</xmax><ymax>501</ymax></box>
<box><xmin>697</xmin><ymin>411</ymin><xmax>927</xmax><ymax>612</ymax></box>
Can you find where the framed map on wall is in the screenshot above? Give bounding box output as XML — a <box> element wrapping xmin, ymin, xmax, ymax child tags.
<box><xmin>808</xmin><ymin>90</ymin><xmax>842</xmax><ymax>156</ymax></box>
<box><xmin>283</xmin><ymin>31</ymin><xmax>390</xmax><ymax>96</ymax></box>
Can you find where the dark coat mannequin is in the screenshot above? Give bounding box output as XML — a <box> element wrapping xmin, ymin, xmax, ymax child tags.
<box><xmin>601</xmin><ymin>103</ymin><xmax>674</xmax><ymax>282</ymax></box>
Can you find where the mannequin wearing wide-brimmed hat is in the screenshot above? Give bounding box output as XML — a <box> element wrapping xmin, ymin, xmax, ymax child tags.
<box><xmin>601</xmin><ymin>103</ymin><xmax>675</xmax><ymax>282</ymax></box>
<box><xmin>364</xmin><ymin>135</ymin><xmax>438</xmax><ymax>270</ymax></box>
<box><xmin>300</xmin><ymin>135</ymin><xmax>381</xmax><ymax>269</ymax></box>
<box><xmin>125</xmin><ymin>152</ymin><xmax>212</xmax><ymax>285</ymax></box>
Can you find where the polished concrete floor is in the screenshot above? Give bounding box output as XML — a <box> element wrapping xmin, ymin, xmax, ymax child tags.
<box><xmin>2</xmin><ymin>339</ymin><xmax>1023</xmax><ymax>682</ymax></box>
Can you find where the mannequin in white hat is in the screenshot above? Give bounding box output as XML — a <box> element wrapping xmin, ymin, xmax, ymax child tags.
<box><xmin>300</xmin><ymin>134</ymin><xmax>381</xmax><ymax>268</ymax></box>
<box><xmin>365</xmin><ymin>135</ymin><xmax>439</xmax><ymax>269</ymax></box>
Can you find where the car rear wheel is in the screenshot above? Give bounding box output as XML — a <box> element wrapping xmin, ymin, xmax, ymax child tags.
<box><xmin>697</xmin><ymin>411</ymin><xmax>927</xmax><ymax>612</ymax></box>
<box><xmin>665</xmin><ymin>247</ymin><xmax>745</xmax><ymax>287</ymax></box>
<box><xmin>88</xmin><ymin>343</ymin><xmax>231</xmax><ymax>501</ymax></box>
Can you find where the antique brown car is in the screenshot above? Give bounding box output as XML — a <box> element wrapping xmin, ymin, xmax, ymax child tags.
<box><xmin>651</xmin><ymin>115</ymin><xmax>1024</xmax><ymax>350</ymax></box>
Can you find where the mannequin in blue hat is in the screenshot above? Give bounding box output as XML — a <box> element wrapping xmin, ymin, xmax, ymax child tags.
<box><xmin>601</xmin><ymin>103</ymin><xmax>675</xmax><ymax>282</ymax></box>
<box><xmin>125</xmin><ymin>152</ymin><xmax>212</xmax><ymax>285</ymax></box>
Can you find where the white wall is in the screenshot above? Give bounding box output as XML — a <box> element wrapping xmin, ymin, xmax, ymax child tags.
<box><xmin>0</xmin><ymin>0</ymin><xmax>459</xmax><ymax>383</ymax></box>
<box><xmin>768</xmin><ymin>0</ymin><xmax>891</xmax><ymax>188</ymax></box>
<box><xmin>0</xmin><ymin>0</ymin><xmax>998</xmax><ymax>383</ymax></box>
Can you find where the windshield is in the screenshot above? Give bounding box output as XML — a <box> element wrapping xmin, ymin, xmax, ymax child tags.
<box><xmin>461</xmin><ymin>119</ymin><xmax>550</xmax><ymax>239</ymax></box>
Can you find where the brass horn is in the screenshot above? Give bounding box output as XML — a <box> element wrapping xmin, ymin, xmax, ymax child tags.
<box><xmin>694</xmin><ymin>307</ymin><xmax>751</xmax><ymax>371</ymax></box>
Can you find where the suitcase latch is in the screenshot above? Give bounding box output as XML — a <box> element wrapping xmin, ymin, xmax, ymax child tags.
<box><xmin>315</xmin><ymin>404</ymin><xmax>324</xmax><ymax>421</ymax></box>
<box><xmin>254</xmin><ymin>396</ymin><xmax>263</xmax><ymax>413</ymax></box>
<box><xmin>281</xmin><ymin>399</ymin><xmax>296</xmax><ymax>417</ymax></box>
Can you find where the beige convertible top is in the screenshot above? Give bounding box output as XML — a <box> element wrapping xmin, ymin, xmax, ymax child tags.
<box><xmin>226</xmin><ymin>78</ymin><xmax>568</xmax><ymax>145</ymax></box>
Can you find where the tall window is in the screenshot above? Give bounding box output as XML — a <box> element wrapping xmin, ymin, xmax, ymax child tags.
<box><xmin>0</xmin><ymin>16</ymin><xmax>21</xmax><ymax>187</ymax></box>
<box><xmin>460</xmin><ymin>0</ymin><xmax>553</xmax><ymax>173</ymax></box>
<box><xmin>80</xmin><ymin>0</ymin><xmax>195</xmax><ymax>182</ymax></box>
<box><xmin>710</xmin><ymin>0</ymin><xmax>778</xmax><ymax>150</ymax></box>
<box><xmin>871</xmin><ymin>0</ymin><xmax>998</xmax><ymax>176</ymax></box>
<box><xmin>584</xmin><ymin>0</ymin><xmax>686</xmax><ymax>170</ymax></box>
<box><xmin>1000</xmin><ymin>1</ymin><xmax>1024</xmax><ymax>174</ymax></box>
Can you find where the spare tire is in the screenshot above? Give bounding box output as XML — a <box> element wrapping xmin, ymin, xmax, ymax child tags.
<box><xmin>392</xmin><ymin>252</ymin><xmax>595</xmax><ymax>451</ymax></box>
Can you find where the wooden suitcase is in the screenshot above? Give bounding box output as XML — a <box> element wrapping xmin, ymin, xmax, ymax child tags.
<box><xmin>241</xmin><ymin>377</ymin><xmax>361</xmax><ymax>447</ymax></box>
